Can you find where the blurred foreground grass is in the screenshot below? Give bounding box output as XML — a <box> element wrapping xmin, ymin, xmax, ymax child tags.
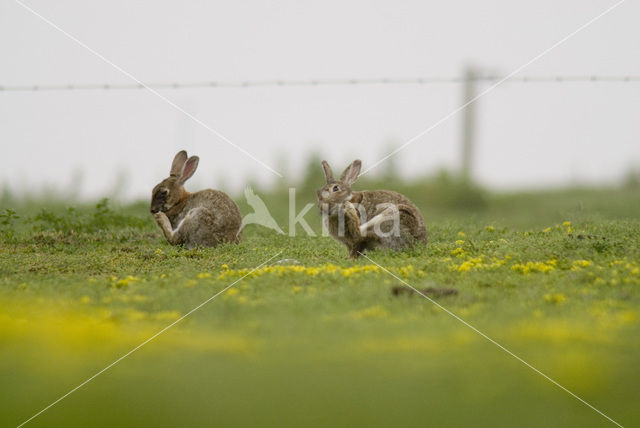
<box><xmin>1</xmin><ymin>184</ymin><xmax>639</xmax><ymax>427</ymax></box>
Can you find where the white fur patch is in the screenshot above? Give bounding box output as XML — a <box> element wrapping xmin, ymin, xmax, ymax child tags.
<box><xmin>174</xmin><ymin>209</ymin><xmax>197</xmax><ymax>233</ymax></box>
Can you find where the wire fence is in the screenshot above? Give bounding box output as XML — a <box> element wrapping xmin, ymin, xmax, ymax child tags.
<box><xmin>1</xmin><ymin>75</ymin><xmax>639</xmax><ymax>92</ymax></box>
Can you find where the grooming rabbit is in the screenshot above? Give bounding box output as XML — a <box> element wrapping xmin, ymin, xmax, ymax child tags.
<box><xmin>317</xmin><ymin>159</ymin><xmax>426</xmax><ymax>258</ymax></box>
<box><xmin>150</xmin><ymin>150</ymin><xmax>242</xmax><ymax>248</ymax></box>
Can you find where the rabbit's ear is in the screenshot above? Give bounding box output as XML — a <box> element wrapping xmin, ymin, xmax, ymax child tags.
<box><xmin>178</xmin><ymin>156</ymin><xmax>199</xmax><ymax>184</ymax></box>
<box><xmin>340</xmin><ymin>160</ymin><xmax>361</xmax><ymax>185</ymax></box>
<box><xmin>170</xmin><ymin>150</ymin><xmax>188</xmax><ymax>177</ymax></box>
<box><xmin>321</xmin><ymin>160</ymin><xmax>334</xmax><ymax>183</ymax></box>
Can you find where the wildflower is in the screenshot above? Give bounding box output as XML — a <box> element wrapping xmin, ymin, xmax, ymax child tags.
<box><xmin>457</xmin><ymin>231</ymin><xmax>466</xmax><ymax>238</ymax></box>
<box><xmin>226</xmin><ymin>288</ymin><xmax>239</xmax><ymax>296</ymax></box>
<box><xmin>398</xmin><ymin>265</ymin><xmax>414</xmax><ymax>278</ymax></box>
<box><xmin>542</xmin><ymin>227</ymin><xmax>551</xmax><ymax>233</ymax></box>
<box><xmin>197</xmin><ymin>272</ymin><xmax>212</xmax><ymax>279</ymax></box>
<box><xmin>562</xmin><ymin>221</ymin><xmax>571</xmax><ymax>227</ymax></box>
<box><xmin>512</xmin><ymin>260</ymin><xmax>556</xmax><ymax>274</ymax></box>
<box><xmin>544</xmin><ymin>293</ymin><xmax>566</xmax><ymax>304</ymax></box>
<box><xmin>451</xmin><ymin>247</ymin><xmax>465</xmax><ymax>256</ymax></box>
<box><xmin>221</xmin><ymin>264</ymin><xmax>229</xmax><ymax>270</ymax></box>
<box><xmin>485</xmin><ymin>226</ymin><xmax>495</xmax><ymax>232</ymax></box>
<box><xmin>571</xmin><ymin>260</ymin><xmax>592</xmax><ymax>271</ymax></box>
<box><xmin>458</xmin><ymin>257</ymin><xmax>483</xmax><ymax>272</ymax></box>
<box><xmin>114</xmin><ymin>275</ymin><xmax>138</xmax><ymax>288</ymax></box>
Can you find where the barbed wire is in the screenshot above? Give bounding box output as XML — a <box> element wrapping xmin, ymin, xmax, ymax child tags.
<box><xmin>1</xmin><ymin>75</ymin><xmax>639</xmax><ymax>92</ymax></box>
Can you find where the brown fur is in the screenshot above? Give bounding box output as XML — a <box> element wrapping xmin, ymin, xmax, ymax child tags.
<box><xmin>150</xmin><ymin>150</ymin><xmax>242</xmax><ymax>248</ymax></box>
<box><xmin>317</xmin><ymin>159</ymin><xmax>427</xmax><ymax>258</ymax></box>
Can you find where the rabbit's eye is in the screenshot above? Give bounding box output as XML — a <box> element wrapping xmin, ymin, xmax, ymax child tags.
<box><xmin>332</xmin><ymin>185</ymin><xmax>339</xmax><ymax>192</ymax></box>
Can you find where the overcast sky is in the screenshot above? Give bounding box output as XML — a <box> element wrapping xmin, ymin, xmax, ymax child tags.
<box><xmin>1</xmin><ymin>0</ymin><xmax>639</xmax><ymax>200</ymax></box>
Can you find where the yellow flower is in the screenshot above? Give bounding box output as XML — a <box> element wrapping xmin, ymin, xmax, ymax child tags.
<box><xmin>512</xmin><ymin>260</ymin><xmax>556</xmax><ymax>274</ymax></box>
<box><xmin>542</xmin><ymin>227</ymin><xmax>552</xmax><ymax>233</ymax></box>
<box><xmin>544</xmin><ymin>293</ymin><xmax>566</xmax><ymax>304</ymax></box>
<box><xmin>398</xmin><ymin>265</ymin><xmax>415</xmax><ymax>278</ymax></box>
<box><xmin>457</xmin><ymin>257</ymin><xmax>483</xmax><ymax>272</ymax></box>
<box><xmin>455</xmin><ymin>240</ymin><xmax>465</xmax><ymax>245</ymax></box>
<box><xmin>451</xmin><ymin>247</ymin><xmax>465</xmax><ymax>256</ymax></box>
<box><xmin>197</xmin><ymin>272</ymin><xmax>212</xmax><ymax>279</ymax></box>
<box><xmin>225</xmin><ymin>288</ymin><xmax>239</xmax><ymax>296</ymax></box>
<box><xmin>485</xmin><ymin>226</ymin><xmax>495</xmax><ymax>232</ymax></box>
<box><xmin>114</xmin><ymin>275</ymin><xmax>139</xmax><ymax>288</ymax></box>
<box><xmin>221</xmin><ymin>264</ymin><xmax>229</xmax><ymax>270</ymax></box>
<box><xmin>457</xmin><ymin>231</ymin><xmax>466</xmax><ymax>238</ymax></box>
<box><xmin>562</xmin><ymin>221</ymin><xmax>571</xmax><ymax>227</ymax></box>
<box><xmin>571</xmin><ymin>260</ymin><xmax>592</xmax><ymax>271</ymax></box>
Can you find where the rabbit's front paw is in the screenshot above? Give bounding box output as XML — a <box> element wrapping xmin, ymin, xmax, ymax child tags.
<box><xmin>153</xmin><ymin>212</ymin><xmax>171</xmax><ymax>228</ymax></box>
<box><xmin>343</xmin><ymin>201</ymin><xmax>358</xmax><ymax>217</ymax></box>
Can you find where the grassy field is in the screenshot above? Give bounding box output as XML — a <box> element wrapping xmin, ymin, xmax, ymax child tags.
<box><xmin>1</xmin><ymin>184</ymin><xmax>639</xmax><ymax>427</ymax></box>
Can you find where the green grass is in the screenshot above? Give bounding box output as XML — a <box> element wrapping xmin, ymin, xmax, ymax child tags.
<box><xmin>1</xmin><ymin>187</ymin><xmax>639</xmax><ymax>427</ymax></box>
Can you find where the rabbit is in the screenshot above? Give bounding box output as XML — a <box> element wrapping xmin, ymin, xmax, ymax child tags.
<box><xmin>150</xmin><ymin>150</ymin><xmax>242</xmax><ymax>248</ymax></box>
<box><xmin>317</xmin><ymin>159</ymin><xmax>427</xmax><ymax>258</ymax></box>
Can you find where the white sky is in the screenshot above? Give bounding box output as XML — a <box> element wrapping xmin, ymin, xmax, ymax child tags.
<box><xmin>1</xmin><ymin>0</ymin><xmax>639</xmax><ymax>201</ymax></box>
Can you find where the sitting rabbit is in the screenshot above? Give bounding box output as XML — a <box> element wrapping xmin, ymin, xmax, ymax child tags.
<box><xmin>317</xmin><ymin>159</ymin><xmax>426</xmax><ymax>258</ymax></box>
<box><xmin>150</xmin><ymin>150</ymin><xmax>242</xmax><ymax>248</ymax></box>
